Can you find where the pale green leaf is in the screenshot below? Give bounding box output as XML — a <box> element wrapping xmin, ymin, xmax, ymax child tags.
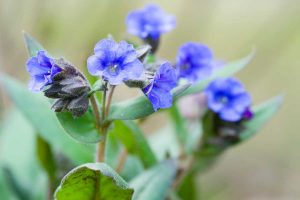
<box><xmin>129</xmin><ymin>160</ymin><xmax>177</xmax><ymax>200</ymax></box>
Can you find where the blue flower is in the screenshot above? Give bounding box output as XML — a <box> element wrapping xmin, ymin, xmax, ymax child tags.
<box><xmin>126</xmin><ymin>4</ymin><xmax>176</xmax><ymax>40</ymax></box>
<box><xmin>177</xmin><ymin>42</ymin><xmax>214</xmax><ymax>83</ymax></box>
<box><xmin>205</xmin><ymin>78</ymin><xmax>252</xmax><ymax>122</ymax></box>
<box><xmin>87</xmin><ymin>39</ymin><xmax>144</xmax><ymax>85</ymax></box>
<box><xmin>143</xmin><ymin>62</ymin><xmax>177</xmax><ymax>111</ymax></box>
<box><xmin>26</xmin><ymin>50</ymin><xmax>61</xmax><ymax>92</ymax></box>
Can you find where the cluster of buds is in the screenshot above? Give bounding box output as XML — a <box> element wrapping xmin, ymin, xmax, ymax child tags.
<box><xmin>44</xmin><ymin>58</ymin><xmax>90</xmax><ymax>117</ymax></box>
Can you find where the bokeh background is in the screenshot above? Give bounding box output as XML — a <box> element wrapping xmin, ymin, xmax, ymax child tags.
<box><xmin>0</xmin><ymin>0</ymin><xmax>299</xmax><ymax>199</ymax></box>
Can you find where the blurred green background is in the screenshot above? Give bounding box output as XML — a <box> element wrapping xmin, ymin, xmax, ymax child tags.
<box><xmin>0</xmin><ymin>0</ymin><xmax>299</xmax><ymax>199</ymax></box>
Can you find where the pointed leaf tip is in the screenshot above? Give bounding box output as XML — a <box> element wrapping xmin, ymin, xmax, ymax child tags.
<box><xmin>23</xmin><ymin>31</ymin><xmax>44</xmax><ymax>57</ymax></box>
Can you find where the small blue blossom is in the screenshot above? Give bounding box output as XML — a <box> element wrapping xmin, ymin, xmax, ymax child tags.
<box><xmin>26</xmin><ymin>50</ymin><xmax>61</xmax><ymax>92</ymax></box>
<box><xmin>126</xmin><ymin>4</ymin><xmax>176</xmax><ymax>40</ymax></box>
<box><xmin>143</xmin><ymin>62</ymin><xmax>177</xmax><ymax>111</ymax></box>
<box><xmin>87</xmin><ymin>39</ymin><xmax>144</xmax><ymax>85</ymax></box>
<box><xmin>205</xmin><ymin>78</ymin><xmax>252</xmax><ymax>122</ymax></box>
<box><xmin>177</xmin><ymin>42</ymin><xmax>214</xmax><ymax>83</ymax></box>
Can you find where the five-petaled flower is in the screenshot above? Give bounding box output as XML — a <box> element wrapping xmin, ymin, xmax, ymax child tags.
<box><xmin>205</xmin><ymin>77</ymin><xmax>252</xmax><ymax>122</ymax></box>
<box><xmin>126</xmin><ymin>4</ymin><xmax>176</xmax><ymax>40</ymax></box>
<box><xmin>87</xmin><ymin>39</ymin><xmax>144</xmax><ymax>85</ymax></box>
<box><xmin>177</xmin><ymin>42</ymin><xmax>214</xmax><ymax>83</ymax></box>
<box><xmin>142</xmin><ymin>62</ymin><xmax>177</xmax><ymax>111</ymax></box>
<box><xmin>26</xmin><ymin>50</ymin><xmax>61</xmax><ymax>91</ymax></box>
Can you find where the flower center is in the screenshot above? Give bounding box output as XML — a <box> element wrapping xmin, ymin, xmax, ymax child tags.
<box><xmin>109</xmin><ymin>65</ymin><xmax>119</xmax><ymax>76</ymax></box>
<box><xmin>218</xmin><ymin>96</ymin><xmax>228</xmax><ymax>104</ymax></box>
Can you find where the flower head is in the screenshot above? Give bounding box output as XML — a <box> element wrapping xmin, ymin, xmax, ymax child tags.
<box><xmin>26</xmin><ymin>51</ymin><xmax>61</xmax><ymax>91</ymax></box>
<box><xmin>177</xmin><ymin>42</ymin><xmax>214</xmax><ymax>83</ymax></box>
<box><xmin>143</xmin><ymin>62</ymin><xmax>177</xmax><ymax>111</ymax></box>
<box><xmin>205</xmin><ymin>78</ymin><xmax>252</xmax><ymax>122</ymax></box>
<box><xmin>126</xmin><ymin>4</ymin><xmax>176</xmax><ymax>40</ymax></box>
<box><xmin>87</xmin><ymin>39</ymin><xmax>144</xmax><ymax>85</ymax></box>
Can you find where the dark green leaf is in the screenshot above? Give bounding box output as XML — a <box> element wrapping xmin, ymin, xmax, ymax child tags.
<box><xmin>129</xmin><ymin>160</ymin><xmax>178</xmax><ymax>200</ymax></box>
<box><xmin>54</xmin><ymin>163</ymin><xmax>134</xmax><ymax>200</ymax></box>
<box><xmin>240</xmin><ymin>95</ymin><xmax>283</xmax><ymax>141</ymax></box>
<box><xmin>177</xmin><ymin>173</ymin><xmax>197</xmax><ymax>200</ymax></box>
<box><xmin>36</xmin><ymin>135</ymin><xmax>57</xmax><ymax>181</ymax></box>
<box><xmin>0</xmin><ymin>74</ymin><xmax>94</xmax><ymax>164</ymax></box>
<box><xmin>111</xmin><ymin>121</ymin><xmax>157</xmax><ymax>168</ymax></box>
<box><xmin>23</xmin><ymin>31</ymin><xmax>44</xmax><ymax>57</ymax></box>
<box><xmin>56</xmin><ymin>110</ymin><xmax>102</xmax><ymax>144</ymax></box>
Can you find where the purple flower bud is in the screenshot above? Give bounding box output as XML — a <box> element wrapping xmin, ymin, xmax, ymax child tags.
<box><xmin>205</xmin><ymin>78</ymin><xmax>252</xmax><ymax>122</ymax></box>
<box><xmin>142</xmin><ymin>62</ymin><xmax>177</xmax><ymax>111</ymax></box>
<box><xmin>87</xmin><ymin>39</ymin><xmax>144</xmax><ymax>85</ymax></box>
<box><xmin>177</xmin><ymin>42</ymin><xmax>214</xmax><ymax>83</ymax></box>
<box><xmin>26</xmin><ymin>51</ymin><xmax>61</xmax><ymax>91</ymax></box>
<box><xmin>126</xmin><ymin>4</ymin><xmax>176</xmax><ymax>40</ymax></box>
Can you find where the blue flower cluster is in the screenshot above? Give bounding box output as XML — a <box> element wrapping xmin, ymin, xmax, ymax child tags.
<box><xmin>142</xmin><ymin>62</ymin><xmax>177</xmax><ymax>111</ymax></box>
<box><xmin>205</xmin><ymin>78</ymin><xmax>252</xmax><ymax>122</ymax></box>
<box><xmin>87</xmin><ymin>39</ymin><xmax>143</xmax><ymax>85</ymax></box>
<box><xmin>177</xmin><ymin>42</ymin><xmax>214</xmax><ymax>83</ymax></box>
<box><xmin>126</xmin><ymin>4</ymin><xmax>176</xmax><ymax>40</ymax></box>
<box><xmin>25</xmin><ymin>4</ymin><xmax>253</xmax><ymax>116</ymax></box>
<box><xmin>26</xmin><ymin>51</ymin><xmax>61</xmax><ymax>91</ymax></box>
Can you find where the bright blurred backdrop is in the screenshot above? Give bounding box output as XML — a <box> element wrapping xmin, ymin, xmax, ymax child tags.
<box><xmin>0</xmin><ymin>0</ymin><xmax>299</xmax><ymax>199</ymax></box>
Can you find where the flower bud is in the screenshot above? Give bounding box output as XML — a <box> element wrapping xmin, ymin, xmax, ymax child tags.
<box><xmin>44</xmin><ymin>58</ymin><xmax>90</xmax><ymax>117</ymax></box>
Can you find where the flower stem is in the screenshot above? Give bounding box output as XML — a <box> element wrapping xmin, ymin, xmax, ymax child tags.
<box><xmin>101</xmin><ymin>82</ymin><xmax>108</xmax><ymax>124</ymax></box>
<box><xmin>96</xmin><ymin>135</ymin><xmax>106</xmax><ymax>162</ymax></box>
<box><xmin>96</xmin><ymin>82</ymin><xmax>116</xmax><ymax>163</ymax></box>
<box><xmin>90</xmin><ymin>95</ymin><xmax>101</xmax><ymax>129</ymax></box>
<box><xmin>105</xmin><ymin>85</ymin><xmax>115</xmax><ymax>117</ymax></box>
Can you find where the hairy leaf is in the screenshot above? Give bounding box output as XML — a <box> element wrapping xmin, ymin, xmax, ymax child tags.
<box><xmin>55</xmin><ymin>163</ymin><xmax>133</xmax><ymax>200</ymax></box>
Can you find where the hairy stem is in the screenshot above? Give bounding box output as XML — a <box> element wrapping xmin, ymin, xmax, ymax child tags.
<box><xmin>101</xmin><ymin>82</ymin><xmax>108</xmax><ymax>124</ymax></box>
<box><xmin>90</xmin><ymin>95</ymin><xmax>101</xmax><ymax>129</ymax></box>
<box><xmin>96</xmin><ymin>135</ymin><xmax>106</xmax><ymax>162</ymax></box>
<box><xmin>105</xmin><ymin>85</ymin><xmax>116</xmax><ymax>117</ymax></box>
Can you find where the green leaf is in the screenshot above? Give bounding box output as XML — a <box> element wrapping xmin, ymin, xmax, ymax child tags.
<box><xmin>0</xmin><ymin>74</ymin><xmax>94</xmax><ymax>164</ymax></box>
<box><xmin>129</xmin><ymin>160</ymin><xmax>178</xmax><ymax>200</ymax></box>
<box><xmin>56</xmin><ymin>111</ymin><xmax>102</xmax><ymax>144</ymax></box>
<box><xmin>36</xmin><ymin>135</ymin><xmax>57</xmax><ymax>181</ymax></box>
<box><xmin>111</xmin><ymin>121</ymin><xmax>157</xmax><ymax>168</ymax></box>
<box><xmin>240</xmin><ymin>95</ymin><xmax>283</xmax><ymax>141</ymax></box>
<box><xmin>0</xmin><ymin>109</ymin><xmax>47</xmax><ymax>199</ymax></box>
<box><xmin>177</xmin><ymin>173</ymin><xmax>197</xmax><ymax>200</ymax></box>
<box><xmin>23</xmin><ymin>31</ymin><xmax>44</xmax><ymax>57</ymax></box>
<box><xmin>121</xmin><ymin>155</ymin><xmax>144</xmax><ymax>181</ymax></box>
<box><xmin>1</xmin><ymin>167</ymin><xmax>30</xmax><ymax>200</ymax></box>
<box><xmin>179</xmin><ymin>50</ymin><xmax>255</xmax><ymax>97</ymax></box>
<box><xmin>169</xmin><ymin>104</ymin><xmax>188</xmax><ymax>144</ymax></box>
<box><xmin>54</xmin><ymin>163</ymin><xmax>133</xmax><ymax>200</ymax></box>
<box><xmin>108</xmin><ymin>84</ymin><xmax>190</xmax><ymax>121</ymax></box>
